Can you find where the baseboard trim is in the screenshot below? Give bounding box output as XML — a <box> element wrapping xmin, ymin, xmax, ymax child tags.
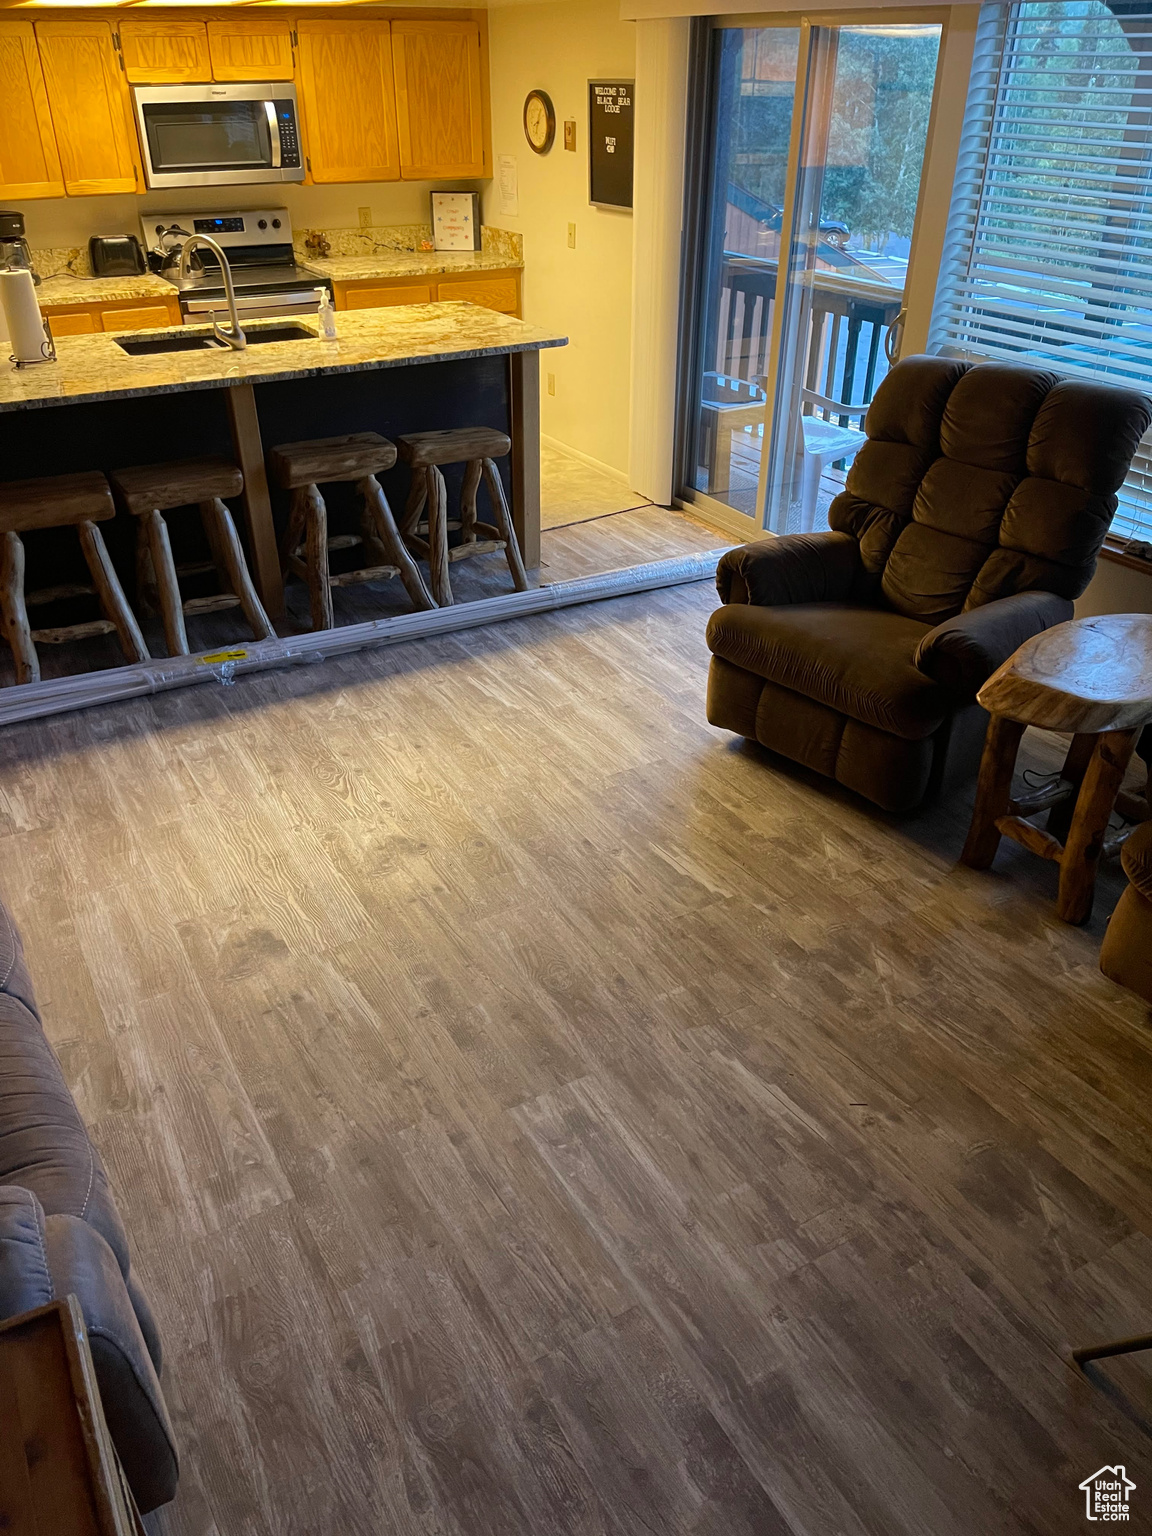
<box><xmin>541</xmin><ymin>434</ymin><xmax>636</xmax><ymax>492</ymax></box>
<box><xmin>0</xmin><ymin>550</ymin><xmax>729</xmax><ymax>728</ymax></box>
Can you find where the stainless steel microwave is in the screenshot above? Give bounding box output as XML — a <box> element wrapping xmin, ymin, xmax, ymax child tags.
<box><xmin>132</xmin><ymin>83</ymin><xmax>305</xmax><ymax>190</ymax></box>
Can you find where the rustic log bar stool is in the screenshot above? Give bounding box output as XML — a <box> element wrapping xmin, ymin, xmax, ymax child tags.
<box><xmin>269</xmin><ymin>432</ymin><xmax>435</xmax><ymax>631</ymax></box>
<box><xmin>110</xmin><ymin>457</ymin><xmax>275</xmax><ymax>658</ymax></box>
<box><xmin>961</xmin><ymin>613</ymin><xmax>1152</xmax><ymax>924</ymax></box>
<box><xmin>397</xmin><ymin>427</ymin><xmax>528</xmax><ymax>608</ymax></box>
<box><xmin>0</xmin><ymin>471</ymin><xmax>149</xmax><ymax>687</ymax></box>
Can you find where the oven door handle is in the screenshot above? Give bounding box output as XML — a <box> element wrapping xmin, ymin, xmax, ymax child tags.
<box><xmin>264</xmin><ymin>101</ymin><xmax>281</xmax><ymax>169</ymax></box>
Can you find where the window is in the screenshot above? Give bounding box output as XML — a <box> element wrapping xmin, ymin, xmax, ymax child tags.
<box><xmin>929</xmin><ymin>1</ymin><xmax>1152</xmax><ymax>544</ymax></box>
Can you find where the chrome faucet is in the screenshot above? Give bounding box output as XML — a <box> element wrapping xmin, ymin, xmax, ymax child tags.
<box><xmin>177</xmin><ymin>234</ymin><xmax>246</xmax><ymax>351</ymax></box>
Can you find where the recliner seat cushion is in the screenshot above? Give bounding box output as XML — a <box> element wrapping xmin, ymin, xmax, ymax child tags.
<box><xmin>706</xmin><ymin>602</ymin><xmax>948</xmax><ymax>740</ymax></box>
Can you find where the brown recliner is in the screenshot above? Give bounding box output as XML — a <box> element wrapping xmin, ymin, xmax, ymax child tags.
<box><xmin>706</xmin><ymin>356</ymin><xmax>1152</xmax><ymax>812</ymax></box>
<box><xmin>1100</xmin><ymin>822</ymin><xmax>1152</xmax><ymax>1003</ymax></box>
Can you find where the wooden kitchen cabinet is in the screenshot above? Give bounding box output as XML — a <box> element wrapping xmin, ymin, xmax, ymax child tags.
<box><xmin>118</xmin><ymin>18</ymin><xmax>211</xmax><ymax>84</ymax></box>
<box><xmin>296</xmin><ymin>20</ymin><xmax>399</xmax><ymax>184</ymax></box>
<box><xmin>0</xmin><ymin>23</ymin><xmax>64</xmax><ymax>200</ymax></box>
<box><xmin>332</xmin><ymin>269</ymin><xmax>521</xmax><ymax>318</ymax></box>
<box><xmin>42</xmin><ymin>297</ymin><xmax>182</xmax><ymax>337</ymax></box>
<box><xmin>35</xmin><ymin>21</ymin><xmax>140</xmax><ymax>196</ymax></box>
<box><xmin>207</xmin><ymin>17</ymin><xmax>294</xmax><ymax>82</ymax></box>
<box><xmin>392</xmin><ymin>19</ymin><xmax>486</xmax><ymax>181</ymax></box>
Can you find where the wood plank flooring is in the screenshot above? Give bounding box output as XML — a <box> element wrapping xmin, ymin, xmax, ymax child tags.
<box><xmin>1</xmin><ymin>577</ymin><xmax>1151</xmax><ymax>1535</ymax></box>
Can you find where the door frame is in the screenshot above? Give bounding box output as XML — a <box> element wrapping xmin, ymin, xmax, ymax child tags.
<box><xmin>672</xmin><ymin>4</ymin><xmax>978</xmax><ymax>534</ymax></box>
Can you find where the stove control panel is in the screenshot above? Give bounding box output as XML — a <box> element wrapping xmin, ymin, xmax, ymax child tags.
<box><xmin>143</xmin><ymin>208</ymin><xmax>294</xmax><ymax>252</ymax></box>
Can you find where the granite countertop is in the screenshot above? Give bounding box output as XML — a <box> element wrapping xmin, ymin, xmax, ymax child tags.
<box><xmin>303</xmin><ymin>250</ymin><xmax>523</xmax><ymax>283</ymax></box>
<box><xmin>36</xmin><ymin>272</ymin><xmax>178</xmax><ymax>306</ymax></box>
<box><xmin>0</xmin><ymin>303</ymin><xmax>566</xmax><ymax>413</ymax></box>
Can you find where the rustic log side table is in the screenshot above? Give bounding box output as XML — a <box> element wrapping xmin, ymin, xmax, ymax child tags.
<box><xmin>961</xmin><ymin>613</ymin><xmax>1152</xmax><ymax>925</ymax></box>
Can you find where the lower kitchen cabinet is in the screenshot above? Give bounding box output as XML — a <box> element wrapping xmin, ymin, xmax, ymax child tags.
<box><xmin>332</xmin><ymin>270</ymin><xmax>521</xmax><ymax>317</ymax></box>
<box><xmin>42</xmin><ymin>297</ymin><xmax>182</xmax><ymax>337</ymax></box>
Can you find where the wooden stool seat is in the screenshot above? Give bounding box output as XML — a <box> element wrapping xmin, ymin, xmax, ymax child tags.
<box><xmin>396</xmin><ymin>428</ymin><xmax>512</xmax><ymax>470</ymax></box>
<box><xmin>396</xmin><ymin>427</ymin><xmax>526</xmax><ymax>607</ymax></box>
<box><xmin>0</xmin><ymin>471</ymin><xmax>149</xmax><ymax>687</ymax></box>
<box><xmin>110</xmin><ymin>457</ymin><xmax>274</xmax><ymax>659</ymax></box>
<box><xmin>961</xmin><ymin>614</ymin><xmax>1152</xmax><ymax>924</ymax></box>
<box><xmin>269</xmin><ymin>432</ymin><xmax>433</xmax><ymax>631</ymax></box>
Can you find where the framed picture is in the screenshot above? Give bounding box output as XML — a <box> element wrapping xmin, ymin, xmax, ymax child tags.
<box><xmin>589</xmin><ymin>80</ymin><xmax>635</xmax><ymax>210</ymax></box>
<box><xmin>430</xmin><ymin>192</ymin><xmax>481</xmax><ymax>252</ymax></box>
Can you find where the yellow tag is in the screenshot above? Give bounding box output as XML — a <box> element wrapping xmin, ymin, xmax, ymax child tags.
<box><xmin>199</xmin><ymin>649</ymin><xmax>248</xmax><ymax>665</ymax></box>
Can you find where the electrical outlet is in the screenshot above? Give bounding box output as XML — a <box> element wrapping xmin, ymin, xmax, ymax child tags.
<box><xmin>358</xmin><ymin>206</ymin><xmax>372</xmax><ymax>229</ymax></box>
<box><xmin>547</xmin><ymin>373</ymin><xmax>556</xmax><ymax>396</ymax></box>
<box><xmin>563</xmin><ymin>119</ymin><xmax>577</xmax><ymax>152</ymax></box>
<box><xmin>567</xmin><ymin>222</ymin><xmax>577</xmax><ymax>249</ymax></box>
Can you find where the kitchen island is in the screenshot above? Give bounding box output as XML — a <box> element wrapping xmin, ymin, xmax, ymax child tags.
<box><xmin>0</xmin><ymin>303</ymin><xmax>566</xmax><ymax>616</ymax></box>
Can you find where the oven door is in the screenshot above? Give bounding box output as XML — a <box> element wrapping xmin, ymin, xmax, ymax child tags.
<box><xmin>181</xmin><ymin>289</ymin><xmax>327</xmax><ymax>323</ymax></box>
<box><xmin>134</xmin><ymin>84</ymin><xmax>304</xmax><ymax>189</ymax></box>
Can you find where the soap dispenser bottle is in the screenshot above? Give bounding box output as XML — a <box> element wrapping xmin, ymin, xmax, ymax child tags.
<box><xmin>315</xmin><ymin>286</ymin><xmax>337</xmax><ymax>340</ymax></box>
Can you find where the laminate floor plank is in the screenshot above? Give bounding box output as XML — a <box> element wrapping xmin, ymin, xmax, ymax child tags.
<box><xmin>1</xmin><ymin>578</ymin><xmax>1150</xmax><ymax>1535</ymax></box>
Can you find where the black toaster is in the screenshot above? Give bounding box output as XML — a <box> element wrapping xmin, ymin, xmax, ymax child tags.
<box><xmin>89</xmin><ymin>235</ymin><xmax>146</xmax><ymax>277</ymax></box>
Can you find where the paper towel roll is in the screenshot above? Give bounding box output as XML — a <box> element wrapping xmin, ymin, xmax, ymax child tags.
<box><xmin>0</xmin><ymin>269</ymin><xmax>52</xmax><ymax>364</ymax></box>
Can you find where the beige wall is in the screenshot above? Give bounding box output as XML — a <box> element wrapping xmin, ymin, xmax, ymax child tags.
<box><xmin>484</xmin><ymin>0</ymin><xmax>636</xmax><ymax>477</ymax></box>
<box><xmin>1076</xmin><ymin>557</ymin><xmax>1152</xmax><ymax>618</ymax></box>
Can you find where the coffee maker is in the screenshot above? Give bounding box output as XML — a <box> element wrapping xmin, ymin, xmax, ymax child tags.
<box><xmin>0</xmin><ymin>210</ymin><xmax>39</xmax><ymax>285</ymax></box>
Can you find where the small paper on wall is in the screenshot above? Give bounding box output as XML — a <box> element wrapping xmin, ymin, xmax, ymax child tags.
<box><xmin>498</xmin><ymin>155</ymin><xmax>520</xmax><ymax>217</ymax></box>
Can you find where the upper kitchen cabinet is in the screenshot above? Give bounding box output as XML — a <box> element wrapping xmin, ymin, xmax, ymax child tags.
<box><xmin>0</xmin><ymin>23</ymin><xmax>64</xmax><ymax>200</ymax></box>
<box><xmin>296</xmin><ymin>20</ymin><xmax>399</xmax><ymax>183</ymax></box>
<box><xmin>207</xmin><ymin>18</ymin><xmax>295</xmax><ymax>82</ymax></box>
<box><xmin>36</xmin><ymin>21</ymin><xmax>140</xmax><ymax>196</ymax></box>
<box><xmin>392</xmin><ymin>19</ymin><xmax>486</xmax><ymax>181</ymax></box>
<box><xmin>118</xmin><ymin>19</ymin><xmax>211</xmax><ymax>84</ymax></box>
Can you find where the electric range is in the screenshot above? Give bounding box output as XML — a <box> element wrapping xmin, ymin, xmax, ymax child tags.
<box><xmin>144</xmin><ymin>207</ymin><xmax>329</xmax><ymax>322</ymax></box>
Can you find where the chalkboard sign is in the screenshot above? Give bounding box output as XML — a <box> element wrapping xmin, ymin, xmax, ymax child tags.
<box><xmin>589</xmin><ymin>80</ymin><xmax>634</xmax><ymax>211</ymax></box>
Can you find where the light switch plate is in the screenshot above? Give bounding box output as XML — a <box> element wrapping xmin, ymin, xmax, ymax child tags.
<box><xmin>358</xmin><ymin>206</ymin><xmax>372</xmax><ymax>228</ymax></box>
<box><xmin>547</xmin><ymin>372</ymin><xmax>556</xmax><ymax>395</ymax></box>
<box><xmin>563</xmin><ymin>119</ymin><xmax>577</xmax><ymax>152</ymax></box>
<box><xmin>567</xmin><ymin>222</ymin><xmax>577</xmax><ymax>249</ymax></box>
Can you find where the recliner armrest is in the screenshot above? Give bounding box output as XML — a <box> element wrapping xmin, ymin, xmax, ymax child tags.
<box><xmin>0</xmin><ymin>1185</ymin><xmax>178</xmax><ymax>1514</ymax></box>
<box><xmin>913</xmin><ymin>590</ymin><xmax>1073</xmax><ymax>699</ymax></box>
<box><xmin>715</xmin><ymin>531</ymin><xmax>863</xmax><ymax>606</ymax></box>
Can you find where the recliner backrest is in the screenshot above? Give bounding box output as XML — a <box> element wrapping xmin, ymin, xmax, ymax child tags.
<box><xmin>828</xmin><ymin>355</ymin><xmax>1152</xmax><ymax>625</ymax></box>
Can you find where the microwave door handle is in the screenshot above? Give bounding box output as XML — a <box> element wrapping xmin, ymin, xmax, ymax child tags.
<box><xmin>264</xmin><ymin>101</ymin><xmax>281</xmax><ymax>168</ymax></box>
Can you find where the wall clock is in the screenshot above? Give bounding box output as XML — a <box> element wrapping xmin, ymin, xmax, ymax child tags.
<box><xmin>523</xmin><ymin>90</ymin><xmax>556</xmax><ymax>155</ymax></box>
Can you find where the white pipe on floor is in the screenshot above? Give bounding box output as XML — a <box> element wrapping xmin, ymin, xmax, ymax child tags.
<box><xmin>0</xmin><ymin>550</ymin><xmax>729</xmax><ymax>728</ymax></box>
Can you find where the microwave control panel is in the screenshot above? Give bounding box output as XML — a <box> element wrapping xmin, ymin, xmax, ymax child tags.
<box><xmin>275</xmin><ymin>102</ymin><xmax>302</xmax><ymax>169</ymax></box>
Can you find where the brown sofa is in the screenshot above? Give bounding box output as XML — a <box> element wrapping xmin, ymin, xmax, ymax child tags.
<box><xmin>0</xmin><ymin>893</ymin><xmax>177</xmax><ymax>1513</ymax></box>
<box><xmin>706</xmin><ymin>356</ymin><xmax>1152</xmax><ymax>812</ymax></box>
<box><xmin>1100</xmin><ymin>822</ymin><xmax>1152</xmax><ymax>1003</ymax></box>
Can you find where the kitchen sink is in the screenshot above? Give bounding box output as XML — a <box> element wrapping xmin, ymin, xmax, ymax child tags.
<box><xmin>115</xmin><ymin>322</ymin><xmax>316</xmax><ymax>356</ymax></box>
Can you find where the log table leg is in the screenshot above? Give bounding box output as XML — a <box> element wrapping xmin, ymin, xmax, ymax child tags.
<box><xmin>509</xmin><ymin>349</ymin><xmax>541</xmax><ymax>571</ymax></box>
<box><xmin>1047</xmin><ymin>732</ymin><xmax>1096</xmax><ymax>843</ymax></box>
<box><xmin>961</xmin><ymin>715</ymin><xmax>1026</xmax><ymax>869</ymax></box>
<box><xmin>225</xmin><ymin>382</ymin><xmax>283</xmax><ymax>620</ymax></box>
<box><xmin>1057</xmin><ymin>728</ymin><xmax>1139</xmax><ymax>925</ymax></box>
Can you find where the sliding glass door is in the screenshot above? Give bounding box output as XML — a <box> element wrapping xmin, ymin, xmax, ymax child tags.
<box><xmin>681</xmin><ymin>13</ymin><xmax>945</xmax><ymax>533</ymax></box>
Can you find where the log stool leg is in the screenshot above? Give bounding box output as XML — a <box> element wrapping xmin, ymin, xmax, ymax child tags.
<box><xmin>460</xmin><ymin>458</ymin><xmax>482</xmax><ymax>546</ymax></box>
<box><xmin>281</xmin><ymin>488</ymin><xmax>308</xmax><ymax>576</ymax></box>
<box><xmin>141</xmin><ymin>508</ymin><xmax>188</xmax><ymax>656</ymax></box>
<box><xmin>303</xmin><ymin>484</ymin><xmax>335</xmax><ymax>631</ymax></box>
<box><xmin>1057</xmin><ymin>728</ymin><xmax>1139</xmax><ymax>925</ymax></box>
<box><xmin>482</xmin><ymin>457</ymin><xmax>529</xmax><ymax>593</ymax></box>
<box><xmin>134</xmin><ymin>518</ymin><xmax>159</xmax><ymax>616</ymax></box>
<box><xmin>425</xmin><ymin>466</ymin><xmax>453</xmax><ymax>608</ymax></box>
<box><xmin>78</xmin><ymin>519</ymin><xmax>149</xmax><ymax>664</ymax></box>
<box><xmin>961</xmin><ymin>715</ymin><xmax>1026</xmax><ymax>869</ymax></box>
<box><xmin>200</xmin><ymin>498</ymin><xmax>276</xmax><ymax>642</ymax></box>
<box><xmin>402</xmin><ymin>471</ymin><xmax>428</xmax><ymax>540</ymax></box>
<box><xmin>358</xmin><ymin>476</ymin><xmax>436</xmax><ymax>612</ymax></box>
<box><xmin>1046</xmin><ymin>732</ymin><xmax>1096</xmax><ymax>843</ymax></box>
<box><xmin>1</xmin><ymin>530</ymin><xmax>38</xmax><ymax>686</ymax></box>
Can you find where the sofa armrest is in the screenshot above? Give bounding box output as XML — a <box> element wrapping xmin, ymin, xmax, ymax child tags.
<box><xmin>1122</xmin><ymin>821</ymin><xmax>1152</xmax><ymax>902</ymax></box>
<box><xmin>715</xmin><ymin>531</ymin><xmax>862</xmax><ymax>606</ymax></box>
<box><xmin>0</xmin><ymin>1185</ymin><xmax>178</xmax><ymax>1514</ymax></box>
<box><xmin>913</xmin><ymin>590</ymin><xmax>1074</xmax><ymax>699</ymax></box>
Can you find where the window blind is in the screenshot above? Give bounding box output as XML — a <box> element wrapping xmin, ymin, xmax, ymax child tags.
<box><xmin>929</xmin><ymin>0</ymin><xmax>1152</xmax><ymax>545</ymax></box>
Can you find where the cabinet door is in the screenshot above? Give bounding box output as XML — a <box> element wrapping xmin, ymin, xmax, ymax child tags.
<box><xmin>438</xmin><ymin>276</ymin><xmax>519</xmax><ymax>315</ymax></box>
<box><xmin>392</xmin><ymin>20</ymin><xmax>485</xmax><ymax>181</ymax></box>
<box><xmin>102</xmin><ymin>303</ymin><xmax>177</xmax><ymax>333</ymax></box>
<box><xmin>44</xmin><ymin>309</ymin><xmax>99</xmax><ymax>337</ymax></box>
<box><xmin>0</xmin><ymin>23</ymin><xmax>64</xmax><ymax>200</ymax></box>
<box><xmin>207</xmin><ymin>18</ymin><xmax>294</xmax><ymax>83</ymax></box>
<box><xmin>341</xmin><ymin>283</ymin><xmax>433</xmax><ymax>310</ymax></box>
<box><xmin>296</xmin><ymin>21</ymin><xmax>399</xmax><ymax>184</ymax></box>
<box><xmin>36</xmin><ymin>21</ymin><xmax>139</xmax><ymax>196</ymax></box>
<box><xmin>119</xmin><ymin>19</ymin><xmax>210</xmax><ymax>85</ymax></box>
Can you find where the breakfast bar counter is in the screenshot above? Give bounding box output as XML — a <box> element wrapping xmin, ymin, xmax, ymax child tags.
<box><xmin>0</xmin><ymin>304</ymin><xmax>567</xmax><ymax>616</ymax></box>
